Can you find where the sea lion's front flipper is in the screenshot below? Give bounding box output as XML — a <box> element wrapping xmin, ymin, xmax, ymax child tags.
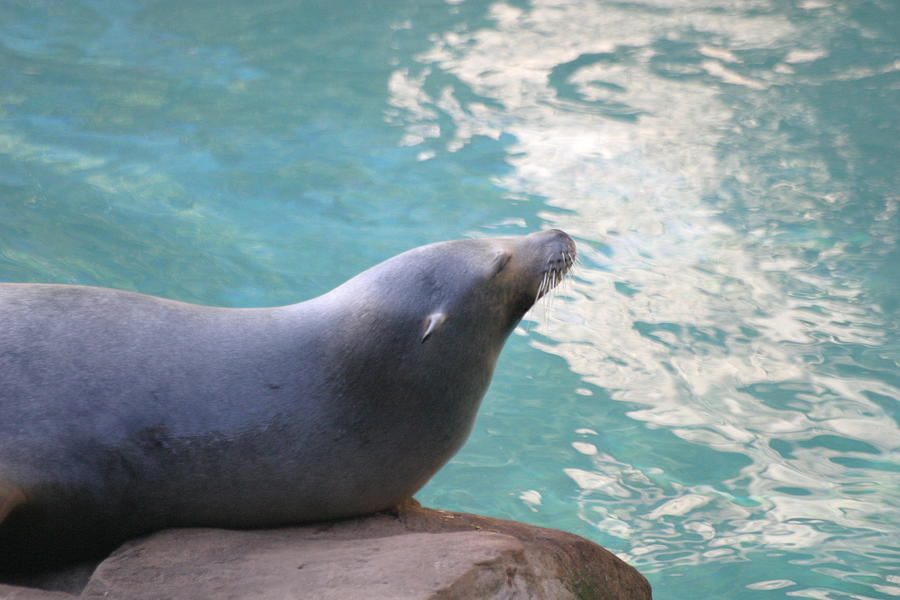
<box><xmin>0</xmin><ymin>477</ymin><xmax>26</xmax><ymax>524</ymax></box>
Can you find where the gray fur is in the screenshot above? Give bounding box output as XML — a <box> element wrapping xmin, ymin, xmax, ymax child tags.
<box><xmin>0</xmin><ymin>230</ymin><xmax>575</xmax><ymax>567</ymax></box>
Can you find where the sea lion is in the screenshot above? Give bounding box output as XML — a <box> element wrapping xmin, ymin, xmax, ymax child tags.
<box><xmin>0</xmin><ymin>229</ymin><xmax>575</xmax><ymax>570</ymax></box>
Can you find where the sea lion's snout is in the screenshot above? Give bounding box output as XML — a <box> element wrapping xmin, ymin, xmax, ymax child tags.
<box><xmin>527</xmin><ymin>229</ymin><xmax>576</xmax><ymax>299</ymax></box>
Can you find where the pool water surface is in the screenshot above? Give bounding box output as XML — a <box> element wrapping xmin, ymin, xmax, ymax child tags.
<box><xmin>1</xmin><ymin>1</ymin><xmax>898</xmax><ymax>598</ymax></box>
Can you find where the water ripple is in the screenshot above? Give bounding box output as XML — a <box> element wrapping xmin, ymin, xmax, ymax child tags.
<box><xmin>397</xmin><ymin>1</ymin><xmax>900</xmax><ymax>598</ymax></box>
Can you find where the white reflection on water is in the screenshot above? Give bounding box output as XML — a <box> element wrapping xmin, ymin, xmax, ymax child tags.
<box><xmin>388</xmin><ymin>0</ymin><xmax>899</xmax><ymax>577</ymax></box>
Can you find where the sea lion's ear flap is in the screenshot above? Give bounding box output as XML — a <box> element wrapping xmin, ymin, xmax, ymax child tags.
<box><xmin>421</xmin><ymin>312</ymin><xmax>448</xmax><ymax>343</ymax></box>
<box><xmin>490</xmin><ymin>250</ymin><xmax>512</xmax><ymax>277</ymax></box>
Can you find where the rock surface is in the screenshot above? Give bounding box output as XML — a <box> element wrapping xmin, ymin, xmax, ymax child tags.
<box><xmin>0</xmin><ymin>499</ymin><xmax>651</xmax><ymax>600</ymax></box>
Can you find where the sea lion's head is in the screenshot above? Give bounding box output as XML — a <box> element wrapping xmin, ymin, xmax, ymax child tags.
<box><xmin>420</xmin><ymin>228</ymin><xmax>576</xmax><ymax>342</ymax></box>
<box><xmin>315</xmin><ymin>229</ymin><xmax>577</xmax><ymax>496</ymax></box>
<box><xmin>330</xmin><ymin>229</ymin><xmax>576</xmax><ymax>353</ymax></box>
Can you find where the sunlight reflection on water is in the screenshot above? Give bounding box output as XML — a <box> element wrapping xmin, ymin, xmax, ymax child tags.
<box><xmin>392</xmin><ymin>0</ymin><xmax>899</xmax><ymax>596</ymax></box>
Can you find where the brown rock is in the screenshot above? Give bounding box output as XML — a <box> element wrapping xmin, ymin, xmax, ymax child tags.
<box><xmin>3</xmin><ymin>500</ymin><xmax>651</xmax><ymax>600</ymax></box>
<box><xmin>0</xmin><ymin>584</ymin><xmax>77</xmax><ymax>599</ymax></box>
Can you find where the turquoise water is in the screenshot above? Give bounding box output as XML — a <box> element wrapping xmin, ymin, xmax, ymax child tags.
<box><xmin>2</xmin><ymin>0</ymin><xmax>898</xmax><ymax>597</ymax></box>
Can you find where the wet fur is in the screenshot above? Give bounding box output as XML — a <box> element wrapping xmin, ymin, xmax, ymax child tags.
<box><xmin>0</xmin><ymin>230</ymin><xmax>575</xmax><ymax>570</ymax></box>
